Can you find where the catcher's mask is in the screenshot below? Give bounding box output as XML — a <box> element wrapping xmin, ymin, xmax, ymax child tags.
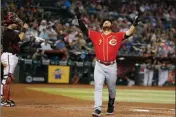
<box><xmin>5</xmin><ymin>12</ymin><xmax>23</xmax><ymax>26</ymax></box>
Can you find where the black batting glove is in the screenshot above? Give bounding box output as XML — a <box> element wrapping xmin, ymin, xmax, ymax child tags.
<box><xmin>75</xmin><ymin>7</ymin><xmax>81</xmax><ymax>19</ymax></box>
<box><xmin>132</xmin><ymin>12</ymin><xmax>140</xmax><ymax>27</ymax></box>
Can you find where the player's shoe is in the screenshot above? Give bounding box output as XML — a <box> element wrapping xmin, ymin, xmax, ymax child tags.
<box><xmin>1</xmin><ymin>100</ymin><xmax>11</xmax><ymax>107</ymax></box>
<box><xmin>7</xmin><ymin>100</ymin><xmax>16</xmax><ymax>107</ymax></box>
<box><xmin>1</xmin><ymin>99</ymin><xmax>16</xmax><ymax>107</ymax></box>
<box><xmin>107</xmin><ymin>96</ymin><xmax>115</xmax><ymax>115</ymax></box>
<box><xmin>92</xmin><ymin>109</ymin><xmax>101</xmax><ymax>117</ymax></box>
<box><xmin>107</xmin><ymin>105</ymin><xmax>114</xmax><ymax>115</ymax></box>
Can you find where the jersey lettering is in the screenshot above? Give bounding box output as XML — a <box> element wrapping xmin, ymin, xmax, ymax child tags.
<box><xmin>99</xmin><ymin>38</ymin><xmax>102</xmax><ymax>45</ymax></box>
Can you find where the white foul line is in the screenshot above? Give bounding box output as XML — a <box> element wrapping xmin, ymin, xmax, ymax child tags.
<box><xmin>132</xmin><ymin>109</ymin><xmax>150</xmax><ymax>112</ymax></box>
<box><xmin>131</xmin><ymin>107</ymin><xmax>175</xmax><ymax>111</ymax></box>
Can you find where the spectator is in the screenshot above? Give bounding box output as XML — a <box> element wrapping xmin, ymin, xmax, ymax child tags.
<box><xmin>24</xmin><ymin>26</ymin><xmax>32</xmax><ymax>41</ymax></box>
<box><xmin>47</xmin><ymin>24</ymin><xmax>58</xmax><ymax>41</ymax></box>
<box><xmin>40</xmin><ymin>40</ymin><xmax>52</xmax><ymax>50</ymax></box>
<box><xmin>2</xmin><ymin>0</ymin><xmax>176</xmax><ymax>59</ymax></box>
<box><xmin>71</xmin><ymin>33</ymin><xmax>93</xmax><ymax>52</ymax></box>
<box><xmin>39</xmin><ymin>20</ymin><xmax>47</xmax><ymax>33</ymax></box>
<box><xmin>32</xmin><ymin>49</ymin><xmax>44</xmax><ymax>60</ymax></box>
<box><xmin>55</xmin><ymin>38</ymin><xmax>66</xmax><ymax>50</ymax></box>
<box><xmin>63</xmin><ymin>0</ymin><xmax>72</xmax><ymax>9</ymax></box>
<box><xmin>72</xmin><ymin>16</ymin><xmax>79</xmax><ymax>26</ymax></box>
<box><xmin>67</xmin><ymin>28</ymin><xmax>78</xmax><ymax>46</ymax></box>
<box><xmin>54</xmin><ymin>38</ymin><xmax>69</xmax><ymax>61</ymax></box>
<box><xmin>31</xmin><ymin>24</ymin><xmax>39</xmax><ymax>37</ymax></box>
<box><xmin>39</xmin><ymin>28</ymin><xmax>49</xmax><ymax>40</ymax></box>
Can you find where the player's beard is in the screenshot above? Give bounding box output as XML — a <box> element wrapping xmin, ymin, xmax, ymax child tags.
<box><xmin>102</xmin><ymin>26</ymin><xmax>112</xmax><ymax>31</ymax></box>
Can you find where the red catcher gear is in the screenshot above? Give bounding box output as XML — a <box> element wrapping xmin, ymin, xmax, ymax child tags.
<box><xmin>2</xmin><ymin>73</ymin><xmax>14</xmax><ymax>101</ymax></box>
<box><xmin>3</xmin><ymin>84</ymin><xmax>10</xmax><ymax>100</ymax></box>
<box><xmin>5</xmin><ymin>12</ymin><xmax>22</xmax><ymax>25</ymax></box>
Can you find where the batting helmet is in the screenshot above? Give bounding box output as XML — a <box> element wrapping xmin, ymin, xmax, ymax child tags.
<box><xmin>5</xmin><ymin>12</ymin><xmax>23</xmax><ymax>25</ymax></box>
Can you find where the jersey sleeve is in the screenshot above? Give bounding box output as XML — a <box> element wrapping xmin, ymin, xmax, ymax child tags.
<box><xmin>88</xmin><ymin>30</ymin><xmax>99</xmax><ymax>41</ymax></box>
<box><xmin>115</xmin><ymin>32</ymin><xmax>125</xmax><ymax>42</ymax></box>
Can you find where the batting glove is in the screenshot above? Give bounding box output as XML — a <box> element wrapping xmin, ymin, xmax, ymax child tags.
<box><xmin>132</xmin><ymin>12</ymin><xmax>140</xmax><ymax>27</ymax></box>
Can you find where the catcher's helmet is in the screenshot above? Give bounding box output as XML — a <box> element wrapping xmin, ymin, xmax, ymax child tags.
<box><xmin>5</xmin><ymin>12</ymin><xmax>22</xmax><ymax>25</ymax></box>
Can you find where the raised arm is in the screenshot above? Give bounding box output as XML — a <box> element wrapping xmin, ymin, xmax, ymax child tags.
<box><xmin>124</xmin><ymin>13</ymin><xmax>140</xmax><ymax>39</ymax></box>
<box><xmin>75</xmin><ymin>7</ymin><xmax>88</xmax><ymax>37</ymax></box>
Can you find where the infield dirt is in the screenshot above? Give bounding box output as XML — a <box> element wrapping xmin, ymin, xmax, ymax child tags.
<box><xmin>1</xmin><ymin>84</ymin><xmax>175</xmax><ymax>117</ymax></box>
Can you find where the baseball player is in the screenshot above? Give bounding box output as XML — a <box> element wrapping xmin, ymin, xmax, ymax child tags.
<box><xmin>143</xmin><ymin>58</ymin><xmax>155</xmax><ymax>86</ymax></box>
<box><xmin>158</xmin><ymin>60</ymin><xmax>169</xmax><ymax>86</ymax></box>
<box><xmin>75</xmin><ymin>7</ymin><xmax>140</xmax><ymax>117</ymax></box>
<box><xmin>1</xmin><ymin>12</ymin><xmax>29</xmax><ymax>107</ymax></box>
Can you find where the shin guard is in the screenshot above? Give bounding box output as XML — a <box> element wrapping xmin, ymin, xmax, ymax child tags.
<box><xmin>3</xmin><ymin>84</ymin><xmax>10</xmax><ymax>100</ymax></box>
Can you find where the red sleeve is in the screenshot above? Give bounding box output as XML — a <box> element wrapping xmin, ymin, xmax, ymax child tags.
<box><xmin>88</xmin><ymin>30</ymin><xmax>100</xmax><ymax>41</ymax></box>
<box><xmin>115</xmin><ymin>32</ymin><xmax>125</xmax><ymax>42</ymax></box>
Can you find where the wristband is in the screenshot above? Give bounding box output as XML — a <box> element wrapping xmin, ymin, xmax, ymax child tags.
<box><xmin>133</xmin><ymin>21</ymin><xmax>138</xmax><ymax>27</ymax></box>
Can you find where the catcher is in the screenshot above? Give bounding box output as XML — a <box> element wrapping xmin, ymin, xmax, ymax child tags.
<box><xmin>1</xmin><ymin>12</ymin><xmax>29</xmax><ymax>107</ymax></box>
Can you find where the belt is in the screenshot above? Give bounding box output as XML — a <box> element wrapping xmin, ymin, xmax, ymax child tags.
<box><xmin>4</xmin><ymin>52</ymin><xmax>19</xmax><ymax>57</ymax></box>
<box><xmin>97</xmin><ymin>60</ymin><xmax>116</xmax><ymax>66</ymax></box>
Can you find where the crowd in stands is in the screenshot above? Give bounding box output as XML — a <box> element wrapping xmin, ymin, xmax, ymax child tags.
<box><xmin>1</xmin><ymin>0</ymin><xmax>176</xmax><ymax>61</ymax></box>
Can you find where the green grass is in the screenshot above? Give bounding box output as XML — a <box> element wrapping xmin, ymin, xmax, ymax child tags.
<box><xmin>27</xmin><ymin>87</ymin><xmax>175</xmax><ymax>104</ymax></box>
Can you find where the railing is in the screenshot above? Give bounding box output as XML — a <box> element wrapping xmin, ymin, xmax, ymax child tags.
<box><xmin>14</xmin><ymin>57</ymin><xmax>175</xmax><ymax>87</ymax></box>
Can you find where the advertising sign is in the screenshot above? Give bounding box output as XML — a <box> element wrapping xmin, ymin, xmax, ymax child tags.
<box><xmin>48</xmin><ymin>65</ymin><xmax>70</xmax><ymax>83</ymax></box>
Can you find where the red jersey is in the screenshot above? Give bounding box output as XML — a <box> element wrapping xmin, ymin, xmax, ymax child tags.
<box><xmin>88</xmin><ymin>30</ymin><xmax>125</xmax><ymax>62</ymax></box>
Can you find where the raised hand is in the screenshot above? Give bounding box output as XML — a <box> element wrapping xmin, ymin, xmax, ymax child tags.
<box><xmin>133</xmin><ymin>12</ymin><xmax>141</xmax><ymax>27</ymax></box>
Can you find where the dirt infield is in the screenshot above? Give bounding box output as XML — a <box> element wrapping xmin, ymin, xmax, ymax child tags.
<box><xmin>1</xmin><ymin>84</ymin><xmax>175</xmax><ymax>117</ymax></box>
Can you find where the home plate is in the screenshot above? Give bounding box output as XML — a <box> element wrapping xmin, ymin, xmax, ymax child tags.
<box><xmin>132</xmin><ymin>109</ymin><xmax>150</xmax><ymax>112</ymax></box>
